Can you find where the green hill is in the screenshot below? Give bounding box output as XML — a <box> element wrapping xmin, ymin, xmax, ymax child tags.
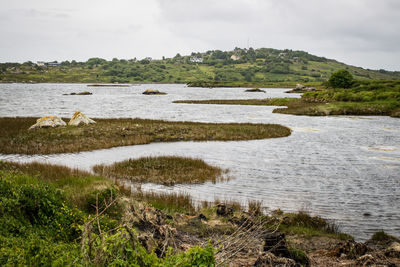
<box><xmin>1</xmin><ymin>47</ymin><xmax>399</xmax><ymax>84</ymax></box>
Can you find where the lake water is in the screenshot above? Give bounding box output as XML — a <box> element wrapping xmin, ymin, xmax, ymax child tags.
<box><xmin>0</xmin><ymin>83</ymin><xmax>399</xmax><ymax>241</ymax></box>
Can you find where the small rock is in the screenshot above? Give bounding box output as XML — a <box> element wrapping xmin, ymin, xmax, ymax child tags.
<box><xmin>216</xmin><ymin>203</ymin><xmax>233</xmax><ymax>217</ymax></box>
<box><xmin>68</xmin><ymin>111</ymin><xmax>96</xmax><ymax>126</ymax></box>
<box><xmin>29</xmin><ymin>116</ymin><xmax>66</xmax><ymax>130</ymax></box>
<box><xmin>197</xmin><ymin>213</ymin><xmax>208</xmax><ymax>221</ymax></box>
<box><xmin>296</xmin><ymin>83</ymin><xmax>306</xmax><ymax>89</ymax></box>
<box><xmin>245</xmin><ymin>88</ymin><xmax>266</xmax><ymax>93</ymax></box>
<box><xmin>63</xmin><ymin>91</ymin><xmax>92</xmax><ymax>95</ymax></box>
<box><xmin>385</xmin><ymin>242</ymin><xmax>400</xmax><ymax>258</ymax></box>
<box><xmin>253</xmin><ymin>252</ymin><xmax>296</xmax><ymax>267</ymax></box>
<box><xmin>142</xmin><ymin>89</ymin><xmax>167</xmax><ymax>95</ymax></box>
<box><xmin>330</xmin><ymin>241</ymin><xmax>370</xmax><ymax>259</ymax></box>
<box><xmin>263</xmin><ymin>231</ymin><xmax>291</xmax><ymax>258</ymax></box>
<box><xmin>355</xmin><ymin>254</ymin><xmax>376</xmax><ymax>266</ymax></box>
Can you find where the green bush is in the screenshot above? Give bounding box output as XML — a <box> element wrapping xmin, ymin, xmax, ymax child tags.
<box><xmin>0</xmin><ymin>170</ymin><xmax>217</xmax><ymax>266</ymax></box>
<box><xmin>0</xmin><ymin>171</ymin><xmax>84</xmax><ymax>241</ymax></box>
<box><xmin>0</xmin><ymin>170</ymin><xmax>84</xmax><ymax>265</ymax></box>
<box><xmin>328</xmin><ymin>69</ymin><xmax>353</xmax><ymax>88</ymax></box>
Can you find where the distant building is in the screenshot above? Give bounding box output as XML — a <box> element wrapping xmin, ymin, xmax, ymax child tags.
<box><xmin>36</xmin><ymin>61</ymin><xmax>45</xmax><ymax>67</ymax></box>
<box><xmin>47</xmin><ymin>62</ymin><xmax>61</xmax><ymax>67</ymax></box>
<box><xmin>189</xmin><ymin>57</ymin><xmax>203</xmax><ymax>63</ymax></box>
<box><xmin>144</xmin><ymin>57</ymin><xmax>152</xmax><ymax>61</ymax></box>
<box><xmin>278</xmin><ymin>53</ymin><xmax>287</xmax><ymax>58</ymax></box>
<box><xmin>230</xmin><ymin>55</ymin><xmax>241</xmax><ymax>61</ymax></box>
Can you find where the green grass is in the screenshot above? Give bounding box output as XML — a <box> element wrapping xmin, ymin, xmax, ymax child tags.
<box><xmin>131</xmin><ymin>190</ymin><xmax>197</xmax><ymax>215</ymax></box>
<box><xmin>277</xmin><ymin>212</ymin><xmax>353</xmax><ymax>240</ymax></box>
<box><xmin>93</xmin><ymin>156</ymin><xmax>227</xmax><ymax>186</ymax></box>
<box><xmin>0</xmin><ymin>117</ymin><xmax>291</xmax><ymax>154</ymax></box>
<box><xmin>1</xmin><ymin>48</ymin><xmax>400</xmax><ymax>84</ymax></box>
<box><xmin>176</xmin><ymin>80</ymin><xmax>400</xmax><ymax>117</ymax></box>
<box><xmin>370</xmin><ymin>230</ymin><xmax>400</xmax><ymax>243</ymax></box>
<box><xmin>0</xmin><ymin>161</ymin><xmax>114</xmax><ymax>210</ymax></box>
<box><xmin>174</xmin><ymin>97</ymin><xmax>301</xmax><ymax>106</ymax></box>
<box><xmin>1</xmin><ymin>161</ymin><xmax>363</xmax><ymax>265</ymax></box>
<box><xmin>0</xmin><ymin>165</ymin><xmax>218</xmax><ymax>266</ymax></box>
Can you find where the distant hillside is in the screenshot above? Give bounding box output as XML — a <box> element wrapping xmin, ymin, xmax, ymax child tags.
<box><xmin>1</xmin><ymin>47</ymin><xmax>399</xmax><ymax>84</ymax></box>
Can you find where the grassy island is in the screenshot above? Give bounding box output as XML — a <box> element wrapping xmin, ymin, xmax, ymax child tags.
<box><xmin>93</xmin><ymin>156</ymin><xmax>228</xmax><ymax>186</ymax></box>
<box><xmin>0</xmin><ymin>117</ymin><xmax>291</xmax><ymax>154</ymax></box>
<box><xmin>175</xmin><ymin>80</ymin><xmax>400</xmax><ymax>117</ymax></box>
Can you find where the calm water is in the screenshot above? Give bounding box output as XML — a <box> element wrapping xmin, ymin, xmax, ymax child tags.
<box><xmin>0</xmin><ymin>83</ymin><xmax>399</xmax><ymax>241</ymax></box>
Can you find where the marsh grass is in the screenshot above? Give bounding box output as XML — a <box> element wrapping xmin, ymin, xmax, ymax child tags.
<box><xmin>248</xmin><ymin>199</ymin><xmax>263</xmax><ymax>216</ymax></box>
<box><xmin>93</xmin><ymin>156</ymin><xmax>228</xmax><ymax>186</ymax></box>
<box><xmin>173</xmin><ymin>98</ymin><xmax>300</xmax><ymax>106</ymax></box>
<box><xmin>0</xmin><ymin>117</ymin><xmax>291</xmax><ymax>154</ymax></box>
<box><xmin>0</xmin><ymin>161</ymin><xmax>112</xmax><ymax>209</ymax></box>
<box><xmin>175</xmin><ymin>97</ymin><xmax>400</xmax><ymax>117</ymax></box>
<box><xmin>131</xmin><ymin>190</ymin><xmax>196</xmax><ymax>215</ymax></box>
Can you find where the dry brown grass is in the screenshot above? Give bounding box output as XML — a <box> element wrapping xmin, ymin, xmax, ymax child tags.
<box><xmin>0</xmin><ymin>117</ymin><xmax>291</xmax><ymax>154</ymax></box>
<box><xmin>93</xmin><ymin>156</ymin><xmax>228</xmax><ymax>186</ymax></box>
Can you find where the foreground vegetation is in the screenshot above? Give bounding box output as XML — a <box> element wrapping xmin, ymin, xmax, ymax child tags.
<box><xmin>93</xmin><ymin>156</ymin><xmax>228</xmax><ymax>186</ymax></box>
<box><xmin>0</xmin><ymin>117</ymin><xmax>291</xmax><ymax>154</ymax></box>
<box><xmin>175</xmin><ymin>80</ymin><xmax>400</xmax><ymax>117</ymax></box>
<box><xmin>1</xmin><ymin>161</ymin><xmax>399</xmax><ymax>266</ymax></box>
<box><xmin>0</xmin><ymin>161</ymin><xmax>218</xmax><ymax>266</ymax></box>
<box><xmin>1</xmin><ymin>48</ymin><xmax>399</xmax><ymax>84</ymax></box>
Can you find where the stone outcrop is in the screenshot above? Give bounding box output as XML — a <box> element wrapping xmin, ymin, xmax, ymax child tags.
<box><xmin>385</xmin><ymin>242</ymin><xmax>400</xmax><ymax>258</ymax></box>
<box><xmin>68</xmin><ymin>111</ymin><xmax>96</xmax><ymax>126</ymax></box>
<box><xmin>253</xmin><ymin>252</ymin><xmax>296</xmax><ymax>267</ymax></box>
<box><xmin>245</xmin><ymin>88</ymin><xmax>266</xmax><ymax>93</ymax></box>
<box><xmin>29</xmin><ymin>116</ymin><xmax>66</xmax><ymax>130</ymax></box>
<box><xmin>286</xmin><ymin>84</ymin><xmax>317</xmax><ymax>93</ymax></box>
<box><xmin>63</xmin><ymin>91</ymin><xmax>92</xmax><ymax>95</ymax></box>
<box><xmin>142</xmin><ymin>89</ymin><xmax>167</xmax><ymax>95</ymax></box>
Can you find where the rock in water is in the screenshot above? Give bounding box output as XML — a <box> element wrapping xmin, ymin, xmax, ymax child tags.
<box><xmin>68</xmin><ymin>111</ymin><xmax>96</xmax><ymax>126</ymax></box>
<box><xmin>245</xmin><ymin>88</ymin><xmax>266</xmax><ymax>93</ymax></box>
<box><xmin>29</xmin><ymin>116</ymin><xmax>66</xmax><ymax>130</ymax></box>
<box><xmin>142</xmin><ymin>89</ymin><xmax>167</xmax><ymax>95</ymax></box>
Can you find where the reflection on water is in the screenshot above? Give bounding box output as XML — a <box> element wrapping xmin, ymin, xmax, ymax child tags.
<box><xmin>0</xmin><ymin>83</ymin><xmax>399</xmax><ymax>241</ymax></box>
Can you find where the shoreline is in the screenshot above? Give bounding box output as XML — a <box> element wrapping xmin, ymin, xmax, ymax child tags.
<box><xmin>1</xmin><ymin>160</ymin><xmax>399</xmax><ymax>266</ymax></box>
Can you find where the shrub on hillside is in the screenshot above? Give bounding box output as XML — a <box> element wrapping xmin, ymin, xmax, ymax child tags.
<box><xmin>328</xmin><ymin>69</ymin><xmax>354</xmax><ymax>88</ymax></box>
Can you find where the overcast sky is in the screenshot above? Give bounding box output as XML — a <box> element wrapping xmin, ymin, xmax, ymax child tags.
<box><xmin>1</xmin><ymin>0</ymin><xmax>399</xmax><ymax>70</ymax></box>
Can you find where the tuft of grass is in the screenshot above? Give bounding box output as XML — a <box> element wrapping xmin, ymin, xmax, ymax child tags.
<box><xmin>248</xmin><ymin>200</ymin><xmax>263</xmax><ymax>216</ymax></box>
<box><xmin>289</xmin><ymin>248</ymin><xmax>310</xmax><ymax>266</ymax></box>
<box><xmin>370</xmin><ymin>230</ymin><xmax>399</xmax><ymax>243</ymax></box>
<box><xmin>93</xmin><ymin>156</ymin><xmax>227</xmax><ymax>186</ymax></box>
<box><xmin>0</xmin><ymin>117</ymin><xmax>292</xmax><ymax>154</ymax></box>
<box><xmin>278</xmin><ymin>211</ymin><xmax>353</xmax><ymax>240</ymax></box>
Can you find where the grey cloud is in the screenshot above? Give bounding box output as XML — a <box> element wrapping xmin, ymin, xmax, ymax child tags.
<box><xmin>0</xmin><ymin>0</ymin><xmax>399</xmax><ymax>70</ymax></box>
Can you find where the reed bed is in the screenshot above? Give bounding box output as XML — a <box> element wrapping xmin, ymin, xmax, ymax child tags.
<box><xmin>131</xmin><ymin>190</ymin><xmax>196</xmax><ymax>215</ymax></box>
<box><xmin>0</xmin><ymin>117</ymin><xmax>291</xmax><ymax>154</ymax></box>
<box><xmin>93</xmin><ymin>156</ymin><xmax>228</xmax><ymax>186</ymax></box>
